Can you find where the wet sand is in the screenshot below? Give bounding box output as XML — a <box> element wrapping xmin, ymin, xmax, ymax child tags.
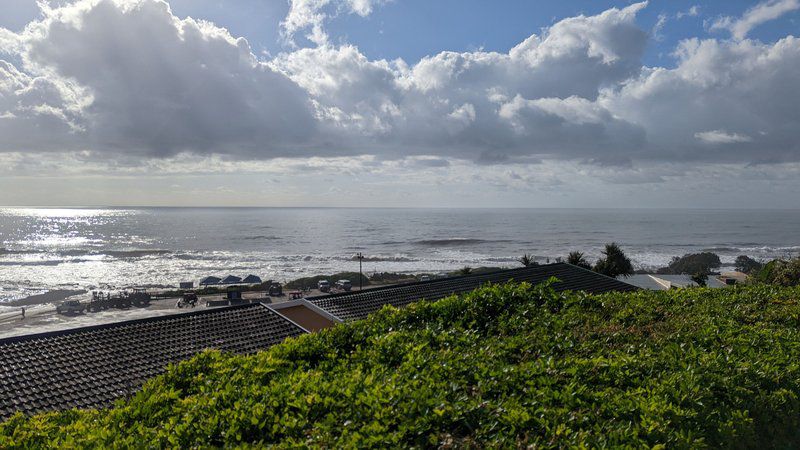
<box><xmin>4</xmin><ymin>289</ymin><xmax>87</xmax><ymax>307</ymax></box>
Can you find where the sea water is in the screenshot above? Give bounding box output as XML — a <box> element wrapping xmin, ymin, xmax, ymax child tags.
<box><xmin>1</xmin><ymin>207</ymin><xmax>798</xmax><ymax>307</ymax></box>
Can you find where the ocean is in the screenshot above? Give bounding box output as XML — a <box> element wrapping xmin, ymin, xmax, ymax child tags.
<box><xmin>1</xmin><ymin>207</ymin><xmax>799</xmax><ymax>308</ymax></box>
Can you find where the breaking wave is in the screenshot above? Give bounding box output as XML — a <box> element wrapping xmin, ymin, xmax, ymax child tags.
<box><xmin>0</xmin><ymin>248</ymin><xmax>39</xmax><ymax>255</ymax></box>
<box><xmin>104</xmin><ymin>250</ymin><xmax>173</xmax><ymax>258</ymax></box>
<box><xmin>414</xmin><ymin>238</ymin><xmax>514</xmax><ymax>247</ymax></box>
<box><xmin>346</xmin><ymin>255</ymin><xmax>418</xmax><ymax>262</ymax></box>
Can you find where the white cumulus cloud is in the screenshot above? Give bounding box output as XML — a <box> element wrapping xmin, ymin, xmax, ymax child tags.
<box><xmin>711</xmin><ymin>0</ymin><xmax>800</xmax><ymax>40</ymax></box>
<box><xmin>281</xmin><ymin>0</ymin><xmax>387</xmax><ymax>46</ymax></box>
<box><xmin>0</xmin><ymin>0</ymin><xmax>798</xmax><ymax>171</ymax></box>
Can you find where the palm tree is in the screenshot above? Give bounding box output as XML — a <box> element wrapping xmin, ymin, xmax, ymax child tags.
<box><xmin>593</xmin><ymin>243</ymin><xmax>634</xmax><ymax>278</ymax></box>
<box><xmin>567</xmin><ymin>251</ymin><xmax>591</xmax><ymax>269</ymax></box>
<box><xmin>518</xmin><ymin>253</ymin><xmax>535</xmax><ymax>267</ymax></box>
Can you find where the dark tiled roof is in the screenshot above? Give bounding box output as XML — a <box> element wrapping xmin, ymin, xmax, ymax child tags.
<box><xmin>307</xmin><ymin>263</ymin><xmax>638</xmax><ymax>321</ymax></box>
<box><xmin>0</xmin><ymin>304</ymin><xmax>305</xmax><ymax>419</ymax></box>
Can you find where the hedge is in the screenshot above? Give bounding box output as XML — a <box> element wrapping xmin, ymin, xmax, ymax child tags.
<box><xmin>3</xmin><ymin>282</ymin><xmax>800</xmax><ymax>448</ymax></box>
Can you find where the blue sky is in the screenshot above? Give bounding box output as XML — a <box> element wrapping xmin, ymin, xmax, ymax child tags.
<box><xmin>5</xmin><ymin>1</ymin><xmax>799</xmax><ymax>65</ymax></box>
<box><xmin>0</xmin><ymin>0</ymin><xmax>799</xmax><ymax>207</ymax></box>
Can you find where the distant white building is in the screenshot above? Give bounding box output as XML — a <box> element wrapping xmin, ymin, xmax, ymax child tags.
<box><xmin>623</xmin><ymin>274</ymin><xmax>729</xmax><ymax>290</ymax></box>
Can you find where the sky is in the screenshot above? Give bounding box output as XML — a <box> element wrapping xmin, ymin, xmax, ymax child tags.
<box><xmin>0</xmin><ymin>0</ymin><xmax>799</xmax><ymax>208</ymax></box>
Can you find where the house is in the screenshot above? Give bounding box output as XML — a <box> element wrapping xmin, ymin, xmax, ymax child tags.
<box><xmin>623</xmin><ymin>274</ymin><xmax>729</xmax><ymax>290</ymax></box>
<box><xmin>306</xmin><ymin>262</ymin><xmax>638</xmax><ymax>322</ymax></box>
<box><xmin>0</xmin><ymin>304</ymin><xmax>306</xmax><ymax>419</ymax></box>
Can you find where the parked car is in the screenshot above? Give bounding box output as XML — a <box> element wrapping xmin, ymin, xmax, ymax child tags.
<box><xmin>336</xmin><ymin>279</ymin><xmax>352</xmax><ymax>291</ymax></box>
<box><xmin>56</xmin><ymin>300</ymin><xmax>84</xmax><ymax>315</ymax></box>
<box><xmin>318</xmin><ymin>280</ymin><xmax>331</xmax><ymax>293</ymax></box>
<box><xmin>176</xmin><ymin>291</ymin><xmax>198</xmax><ymax>308</ymax></box>
<box><xmin>420</xmin><ymin>275</ymin><xmax>431</xmax><ymax>282</ymax></box>
<box><xmin>268</xmin><ymin>282</ymin><xmax>283</xmax><ymax>296</ymax></box>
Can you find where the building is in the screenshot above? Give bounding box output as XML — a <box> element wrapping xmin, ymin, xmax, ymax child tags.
<box><xmin>0</xmin><ymin>304</ymin><xmax>306</xmax><ymax>419</ymax></box>
<box><xmin>269</xmin><ymin>299</ymin><xmax>340</xmax><ymax>332</ymax></box>
<box><xmin>623</xmin><ymin>274</ymin><xmax>729</xmax><ymax>290</ymax></box>
<box><xmin>306</xmin><ymin>262</ymin><xmax>638</xmax><ymax>322</ymax></box>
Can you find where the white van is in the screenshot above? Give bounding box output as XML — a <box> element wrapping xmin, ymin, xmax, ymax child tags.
<box><xmin>336</xmin><ymin>279</ymin><xmax>352</xmax><ymax>291</ymax></box>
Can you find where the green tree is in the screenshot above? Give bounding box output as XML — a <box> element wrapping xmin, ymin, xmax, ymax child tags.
<box><xmin>735</xmin><ymin>255</ymin><xmax>763</xmax><ymax>274</ymax></box>
<box><xmin>691</xmin><ymin>271</ymin><xmax>708</xmax><ymax>287</ymax></box>
<box><xmin>517</xmin><ymin>254</ymin><xmax>535</xmax><ymax>267</ymax></box>
<box><xmin>753</xmin><ymin>258</ymin><xmax>800</xmax><ymax>287</ymax></box>
<box><xmin>662</xmin><ymin>252</ymin><xmax>721</xmax><ymax>275</ymax></box>
<box><xmin>459</xmin><ymin>266</ymin><xmax>473</xmax><ymax>275</ymax></box>
<box><xmin>594</xmin><ymin>243</ymin><xmax>634</xmax><ymax>278</ymax></box>
<box><xmin>567</xmin><ymin>251</ymin><xmax>591</xmax><ymax>269</ymax></box>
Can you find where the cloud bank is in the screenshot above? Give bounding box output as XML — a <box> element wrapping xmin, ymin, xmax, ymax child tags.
<box><xmin>0</xmin><ymin>0</ymin><xmax>798</xmax><ymax>171</ymax></box>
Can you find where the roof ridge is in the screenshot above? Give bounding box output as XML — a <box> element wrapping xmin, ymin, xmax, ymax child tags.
<box><xmin>305</xmin><ymin>262</ymin><xmax>569</xmax><ymax>301</ymax></box>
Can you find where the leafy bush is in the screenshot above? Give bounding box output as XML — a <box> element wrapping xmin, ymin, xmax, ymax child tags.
<box><xmin>660</xmin><ymin>252</ymin><xmax>721</xmax><ymax>275</ymax></box>
<box><xmin>752</xmin><ymin>258</ymin><xmax>800</xmax><ymax>286</ymax></box>
<box><xmin>368</xmin><ymin>272</ymin><xmax>419</xmax><ymax>283</ymax></box>
<box><xmin>735</xmin><ymin>255</ymin><xmax>763</xmax><ymax>274</ymax></box>
<box><xmin>690</xmin><ymin>271</ymin><xmax>708</xmax><ymax>286</ymax></box>
<box><xmin>284</xmin><ymin>272</ymin><xmax>369</xmax><ymax>290</ymax></box>
<box><xmin>566</xmin><ymin>251</ymin><xmax>591</xmax><ymax>269</ymax></box>
<box><xmin>3</xmin><ymin>283</ymin><xmax>800</xmax><ymax>448</ymax></box>
<box><xmin>517</xmin><ymin>253</ymin><xmax>535</xmax><ymax>267</ymax></box>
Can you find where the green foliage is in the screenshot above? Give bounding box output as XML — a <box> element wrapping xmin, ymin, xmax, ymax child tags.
<box><xmin>4</xmin><ymin>283</ymin><xmax>800</xmax><ymax>448</ymax></box>
<box><xmin>458</xmin><ymin>266</ymin><xmax>473</xmax><ymax>275</ymax></box>
<box><xmin>691</xmin><ymin>271</ymin><xmax>708</xmax><ymax>287</ymax></box>
<box><xmin>566</xmin><ymin>251</ymin><xmax>591</xmax><ymax>269</ymax></box>
<box><xmin>517</xmin><ymin>253</ymin><xmax>535</xmax><ymax>267</ymax></box>
<box><xmin>735</xmin><ymin>255</ymin><xmax>763</xmax><ymax>274</ymax></box>
<box><xmin>593</xmin><ymin>242</ymin><xmax>634</xmax><ymax>278</ymax></box>
<box><xmin>660</xmin><ymin>252</ymin><xmax>721</xmax><ymax>275</ymax></box>
<box><xmin>368</xmin><ymin>272</ymin><xmax>419</xmax><ymax>284</ymax></box>
<box><xmin>752</xmin><ymin>258</ymin><xmax>800</xmax><ymax>287</ymax></box>
<box><xmin>284</xmin><ymin>272</ymin><xmax>370</xmax><ymax>290</ymax></box>
<box><xmin>456</xmin><ymin>266</ymin><xmax>504</xmax><ymax>275</ymax></box>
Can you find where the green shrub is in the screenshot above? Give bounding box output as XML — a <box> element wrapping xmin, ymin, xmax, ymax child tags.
<box><xmin>284</xmin><ymin>272</ymin><xmax>369</xmax><ymax>290</ymax></box>
<box><xmin>660</xmin><ymin>252</ymin><xmax>721</xmax><ymax>275</ymax></box>
<box><xmin>752</xmin><ymin>258</ymin><xmax>800</xmax><ymax>286</ymax></box>
<box><xmin>3</xmin><ymin>283</ymin><xmax>800</xmax><ymax>448</ymax></box>
<box><xmin>735</xmin><ymin>255</ymin><xmax>763</xmax><ymax>274</ymax></box>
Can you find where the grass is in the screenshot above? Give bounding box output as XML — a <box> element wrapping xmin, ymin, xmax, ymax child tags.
<box><xmin>3</xmin><ymin>281</ymin><xmax>800</xmax><ymax>448</ymax></box>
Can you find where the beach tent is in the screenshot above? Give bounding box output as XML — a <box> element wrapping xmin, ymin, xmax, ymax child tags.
<box><xmin>242</xmin><ymin>274</ymin><xmax>262</xmax><ymax>284</ymax></box>
<box><xmin>221</xmin><ymin>275</ymin><xmax>242</xmax><ymax>284</ymax></box>
<box><xmin>200</xmin><ymin>276</ymin><xmax>222</xmax><ymax>286</ymax></box>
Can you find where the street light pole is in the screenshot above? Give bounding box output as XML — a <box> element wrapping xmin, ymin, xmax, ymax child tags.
<box><xmin>356</xmin><ymin>252</ymin><xmax>364</xmax><ymax>290</ymax></box>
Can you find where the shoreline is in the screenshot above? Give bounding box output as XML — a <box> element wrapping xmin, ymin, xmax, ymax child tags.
<box><xmin>0</xmin><ymin>260</ymin><xmax>755</xmax><ymax>339</ymax></box>
<box><xmin>0</xmin><ymin>259</ymin><xmax>750</xmax><ymax>309</ymax></box>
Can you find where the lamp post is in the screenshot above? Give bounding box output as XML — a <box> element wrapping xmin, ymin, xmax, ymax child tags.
<box><xmin>356</xmin><ymin>252</ymin><xmax>364</xmax><ymax>290</ymax></box>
